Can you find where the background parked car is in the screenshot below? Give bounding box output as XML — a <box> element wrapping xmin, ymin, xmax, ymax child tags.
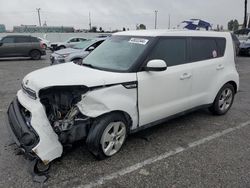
<box><xmin>231</xmin><ymin>34</ymin><xmax>240</xmax><ymax>56</ymax></box>
<box><xmin>234</xmin><ymin>28</ymin><xmax>250</xmax><ymax>42</ymax></box>
<box><xmin>50</xmin><ymin>38</ymin><xmax>105</xmax><ymax>65</ymax></box>
<box><xmin>239</xmin><ymin>36</ymin><xmax>250</xmax><ymax>56</ymax></box>
<box><xmin>0</xmin><ymin>35</ymin><xmax>46</xmax><ymax>60</ymax></box>
<box><xmin>37</xmin><ymin>37</ymin><xmax>51</xmax><ymax>49</ymax></box>
<box><xmin>50</xmin><ymin>37</ymin><xmax>87</xmax><ymax>51</ymax></box>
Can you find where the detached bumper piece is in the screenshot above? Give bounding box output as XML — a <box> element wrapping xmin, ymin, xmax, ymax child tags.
<box><xmin>7</xmin><ymin>98</ymin><xmax>50</xmax><ymax>183</ymax></box>
<box><xmin>7</xmin><ymin>97</ymin><xmax>39</xmax><ymax>154</ymax></box>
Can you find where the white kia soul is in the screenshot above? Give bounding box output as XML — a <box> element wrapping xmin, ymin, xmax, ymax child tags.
<box><xmin>7</xmin><ymin>30</ymin><xmax>239</xmax><ymax>166</ymax></box>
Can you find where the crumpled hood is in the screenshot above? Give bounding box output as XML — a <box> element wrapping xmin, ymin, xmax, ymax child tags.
<box><xmin>22</xmin><ymin>62</ymin><xmax>136</xmax><ymax>92</ymax></box>
<box><xmin>55</xmin><ymin>48</ymin><xmax>81</xmax><ymax>55</ymax></box>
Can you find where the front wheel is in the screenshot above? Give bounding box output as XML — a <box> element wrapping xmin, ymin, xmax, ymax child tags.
<box><xmin>30</xmin><ymin>50</ymin><xmax>41</xmax><ymax>60</ymax></box>
<box><xmin>209</xmin><ymin>83</ymin><xmax>235</xmax><ymax>115</ymax></box>
<box><xmin>86</xmin><ymin>113</ymin><xmax>128</xmax><ymax>160</ymax></box>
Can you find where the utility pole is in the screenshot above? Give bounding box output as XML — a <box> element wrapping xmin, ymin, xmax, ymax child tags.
<box><xmin>243</xmin><ymin>0</ymin><xmax>248</xmax><ymax>28</ymax></box>
<box><xmin>36</xmin><ymin>8</ymin><xmax>41</xmax><ymax>27</ymax></box>
<box><xmin>168</xmin><ymin>14</ymin><xmax>171</xmax><ymax>29</ymax></box>
<box><xmin>89</xmin><ymin>12</ymin><xmax>92</xmax><ymax>31</ymax></box>
<box><xmin>154</xmin><ymin>10</ymin><xmax>158</xmax><ymax>29</ymax></box>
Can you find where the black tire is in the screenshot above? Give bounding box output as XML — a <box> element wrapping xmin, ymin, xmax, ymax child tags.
<box><xmin>247</xmin><ymin>48</ymin><xmax>250</xmax><ymax>57</ymax></box>
<box><xmin>209</xmin><ymin>83</ymin><xmax>235</xmax><ymax>115</ymax></box>
<box><xmin>58</xmin><ymin>45</ymin><xmax>66</xmax><ymax>50</ymax></box>
<box><xmin>86</xmin><ymin>112</ymin><xmax>129</xmax><ymax>160</ymax></box>
<box><xmin>72</xmin><ymin>58</ymin><xmax>83</xmax><ymax>64</ymax></box>
<box><xmin>30</xmin><ymin>50</ymin><xmax>41</xmax><ymax>60</ymax></box>
<box><xmin>34</xmin><ymin>159</ymin><xmax>50</xmax><ymax>175</ymax></box>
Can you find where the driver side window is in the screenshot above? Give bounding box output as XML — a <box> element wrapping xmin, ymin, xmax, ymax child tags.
<box><xmin>148</xmin><ymin>38</ymin><xmax>187</xmax><ymax>67</ymax></box>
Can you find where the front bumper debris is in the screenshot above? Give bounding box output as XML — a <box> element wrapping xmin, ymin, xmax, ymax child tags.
<box><xmin>7</xmin><ymin>90</ymin><xmax>63</xmax><ymax>164</ymax></box>
<box><xmin>7</xmin><ymin>97</ymin><xmax>39</xmax><ymax>156</ymax></box>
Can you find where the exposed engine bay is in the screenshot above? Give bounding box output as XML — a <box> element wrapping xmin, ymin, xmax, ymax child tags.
<box><xmin>39</xmin><ymin>86</ymin><xmax>90</xmax><ymax>144</ymax></box>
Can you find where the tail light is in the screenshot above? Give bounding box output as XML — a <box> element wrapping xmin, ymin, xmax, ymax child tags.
<box><xmin>40</xmin><ymin>42</ymin><xmax>45</xmax><ymax>49</ymax></box>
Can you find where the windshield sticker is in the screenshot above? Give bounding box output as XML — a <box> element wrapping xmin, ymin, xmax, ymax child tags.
<box><xmin>129</xmin><ymin>38</ymin><xmax>149</xmax><ymax>45</ymax></box>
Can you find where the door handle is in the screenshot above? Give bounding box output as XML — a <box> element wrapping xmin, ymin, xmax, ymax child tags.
<box><xmin>180</xmin><ymin>73</ymin><xmax>192</xmax><ymax>80</ymax></box>
<box><xmin>216</xmin><ymin>64</ymin><xmax>224</xmax><ymax>70</ymax></box>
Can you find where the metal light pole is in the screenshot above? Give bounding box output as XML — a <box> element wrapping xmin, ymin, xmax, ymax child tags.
<box><xmin>36</xmin><ymin>8</ymin><xmax>41</xmax><ymax>27</ymax></box>
<box><xmin>154</xmin><ymin>10</ymin><xmax>158</xmax><ymax>29</ymax></box>
<box><xmin>243</xmin><ymin>0</ymin><xmax>248</xmax><ymax>28</ymax></box>
<box><xmin>89</xmin><ymin>12</ymin><xmax>92</xmax><ymax>30</ymax></box>
<box><xmin>168</xmin><ymin>14</ymin><xmax>171</xmax><ymax>29</ymax></box>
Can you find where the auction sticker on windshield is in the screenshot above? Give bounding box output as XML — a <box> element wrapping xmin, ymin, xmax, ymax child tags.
<box><xmin>129</xmin><ymin>38</ymin><xmax>149</xmax><ymax>45</ymax></box>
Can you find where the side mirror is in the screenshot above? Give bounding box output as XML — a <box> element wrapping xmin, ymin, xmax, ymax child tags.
<box><xmin>144</xmin><ymin>59</ymin><xmax>167</xmax><ymax>72</ymax></box>
<box><xmin>0</xmin><ymin>42</ymin><xmax>3</xmax><ymax>46</ymax></box>
<box><xmin>88</xmin><ymin>46</ymin><xmax>95</xmax><ymax>51</ymax></box>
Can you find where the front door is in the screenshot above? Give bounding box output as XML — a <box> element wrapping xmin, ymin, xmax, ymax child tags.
<box><xmin>137</xmin><ymin>37</ymin><xmax>193</xmax><ymax>126</ymax></box>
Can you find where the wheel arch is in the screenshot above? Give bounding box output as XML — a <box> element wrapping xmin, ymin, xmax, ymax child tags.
<box><xmin>226</xmin><ymin>80</ymin><xmax>238</xmax><ymax>93</ymax></box>
<box><xmin>96</xmin><ymin>110</ymin><xmax>133</xmax><ymax>130</ymax></box>
<box><xmin>29</xmin><ymin>49</ymin><xmax>41</xmax><ymax>55</ymax></box>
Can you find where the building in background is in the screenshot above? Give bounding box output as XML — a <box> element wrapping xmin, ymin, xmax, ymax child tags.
<box><xmin>0</xmin><ymin>24</ymin><xmax>6</xmax><ymax>33</ymax></box>
<box><xmin>13</xmin><ymin>25</ymin><xmax>75</xmax><ymax>33</ymax></box>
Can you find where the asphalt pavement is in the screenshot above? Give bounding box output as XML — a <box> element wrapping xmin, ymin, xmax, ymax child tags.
<box><xmin>0</xmin><ymin>53</ymin><xmax>250</xmax><ymax>188</ymax></box>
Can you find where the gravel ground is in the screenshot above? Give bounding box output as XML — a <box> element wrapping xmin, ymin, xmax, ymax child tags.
<box><xmin>0</xmin><ymin>53</ymin><xmax>250</xmax><ymax>188</ymax></box>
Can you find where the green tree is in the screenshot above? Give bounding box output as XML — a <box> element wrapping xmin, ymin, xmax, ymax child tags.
<box><xmin>228</xmin><ymin>19</ymin><xmax>239</xmax><ymax>31</ymax></box>
<box><xmin>228</xmin><ymin>20</ymin><xmax>234</xmax><ymax>31</ymax></box>
<box><xmin>90</xmin><ymin>26</ymin><xmax>97</xmax><ymax>32</ymax></box>
<box><xmin>233</xmin><ymin>20</ymin><xmax>239</xmax><ymax>31</ymax></box>
<box><xmin>136</xmin><ymin>24</ymin><xmax>146</xmax><ymax>30</ymax></box>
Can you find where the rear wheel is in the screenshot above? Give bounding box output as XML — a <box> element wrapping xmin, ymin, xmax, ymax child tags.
<box><xmin>86</xmin><ymin>113</ymin><xmax>128</xmax><ymax>160</ymax></box>
<box><xmin>247</xmin><ymin>48</ymin><xmax>250</xmax><ymax>56</ymax></box>
<box><xmin>30</xmin><ymin>50</ymin><xmax>41</xmax><ymax>60</ymax></box>
<box><xmin>209</xmin><ymin>83</ymin><xmax>235</xmax><ymax>115</ymax></box>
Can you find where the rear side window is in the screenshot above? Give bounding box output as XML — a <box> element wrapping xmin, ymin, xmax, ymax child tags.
<box><xmin>148</xmin><ymin>38</ymin><xmax>187</xmax><ymax>67</ymax></box>
<box><xmin>191</xmin><ymin>38</ymin><xmax>218</xmax><ymax>62</ymax></box>
<box><xmin>216</xmin><ymin>38</ymin><xmax>226</xmax><ymax>57</ymax></box>
<box><xmin>30</xmin><ymin>37</ymin><xmax>39</xmax><ymax>42</ymax></box>
<box><xmin>15</xmin><ymin>36</ymin><xmax>30</xmax><ymax>43</ymax></box>
<box><xmin>2</xmin><ymin>37</ymin><xmax>14</xmax><ymax>43</ymax></box>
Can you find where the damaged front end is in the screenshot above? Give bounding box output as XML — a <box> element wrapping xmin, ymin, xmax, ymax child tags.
<box><xmin>39</xmin><ymin>86</ymin><xmax>90</xmax><ymax>144</ymax></box>
<box><xmin>6</xmin><ymin>85</ymin><xmax>90</xmax><ymax>166</ymax></box>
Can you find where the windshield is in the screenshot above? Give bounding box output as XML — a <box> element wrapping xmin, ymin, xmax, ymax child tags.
<box><xmin>73</xmin><ymin>40</ymin><xmax>94</xmax><ymax>49</ymax></box>
<box><xmin>82</xmin><ymin>36</ymin><xmax>151</xmax><ymax>71</ymax></box>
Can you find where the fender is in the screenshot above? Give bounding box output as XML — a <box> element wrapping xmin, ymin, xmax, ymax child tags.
<box><xmin>77</xmin><ymin>84</ymin><xmax>139</xmax><ymax>130</ymax></box>
<box><xmin>208</xmin><ymin>70</ymin><xmax>239</xmax><ymax>104</ymax></box>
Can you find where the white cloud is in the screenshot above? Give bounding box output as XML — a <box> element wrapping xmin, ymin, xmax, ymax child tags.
<box><xmin>0</xmin><ymin>0</ymin><xmax>248</xmax><ymax>30</ymax></box>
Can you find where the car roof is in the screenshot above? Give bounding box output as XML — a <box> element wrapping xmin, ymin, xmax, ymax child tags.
<box><xmin>68</xmin><ymin>37</ymin><xmax>86</xmax><ymax>39</ymax></box>
<box><xmin>113</xmin><ymin>29</ymin><xmax>230</xmax><ymax>38</ymax></box>
<box><xmin>3</xmin><ymin>35</ymin><xmax>33</xmax><ymax>38</ymax></box>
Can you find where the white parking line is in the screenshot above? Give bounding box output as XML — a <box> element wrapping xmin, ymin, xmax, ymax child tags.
<box><xmin>81</xmin><ymin>120</ymin><xmax>250</xmax><ymax>188</ymax></box>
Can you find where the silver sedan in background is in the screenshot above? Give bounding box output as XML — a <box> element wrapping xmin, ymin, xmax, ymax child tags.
<box><xmin>50</xmin><ymin>38</ymin><xmax>105</xmax><ymax>65</ymax></box>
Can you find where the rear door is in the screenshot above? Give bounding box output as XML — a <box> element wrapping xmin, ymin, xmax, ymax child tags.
<box><xmin>14</xmin><ymin>36</ymin><xmax>32</xmax><ymax>56</ymax></box>
<box><xmin>190</xmin><ymin>37</ymin><xmax>226</xmax><ymax>106</ymax></box>
<box><xmin>0</xmin><ymin>36</ymin><xmax>15</xmax><ymax>57</ymax></box>
<box><xmin>137</xmin><ymin>37</ymin><xmax>193</xmax><ymax>126</ymax></box>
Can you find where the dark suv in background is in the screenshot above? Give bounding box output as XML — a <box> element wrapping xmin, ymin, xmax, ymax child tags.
<box><xmin>0</xmin><ymin>35</ymin><xmax>46</xmax><ymax>60</ymax></box>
